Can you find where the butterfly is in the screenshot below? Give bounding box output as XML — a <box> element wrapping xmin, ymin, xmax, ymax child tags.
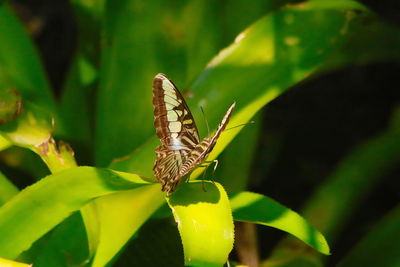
<box><xmin>152</xmin><ymin>73</ymin><xmax>235</xmax><ymax>194</ymax></box>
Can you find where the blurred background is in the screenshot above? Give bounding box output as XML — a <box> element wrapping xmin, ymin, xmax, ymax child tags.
<box><xmin>0</xmin><ymin>0</ymin><xmax>399</xmax><ymax>266</ymax></box>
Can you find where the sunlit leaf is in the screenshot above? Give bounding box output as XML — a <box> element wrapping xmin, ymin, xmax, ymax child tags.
<box><xmin>0</xmin><ymin>171</ymin><xmax>19</xmax><ymax>206</ymax></box>
<box><xmin>230</xmin><ymin>192</ymin><xmax>330</xmax><ymax>255</ymax></box>
<box><xmin>0</xmin><ymin>257</ymin><xmax>31</xmax><ymax>267</ymax></box>
<box><xmin>167</xmin><ymin>182</ymin><xmax>234</xmax><ymax>267</ymax></box>
<box><xmin>0</xmin><ymin>135</ymin><xmax>11</xmax><ymax>151</ymax></box>
<box><xmin>0</xmin><ymin>166</ymin><xmax>149</xmax><ymax>259</ymax></box>
<box><xmin>0</xmin><ymin>101</ymin><xmax>52</xmax><ymax>150</ymax></box>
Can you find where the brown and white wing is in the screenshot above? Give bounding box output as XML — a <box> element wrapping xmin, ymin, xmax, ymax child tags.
<box><xmin>153</xmin><ymin>145</ymin><xmax>188</xmax><ymax>194</ymax></box>
<box><xmin>153</xmin><ymin>73</ymin><xmax>200</xmax><ymax>150</ymax></box>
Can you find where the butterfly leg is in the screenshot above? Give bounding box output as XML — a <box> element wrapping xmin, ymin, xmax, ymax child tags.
<box><xmin>212</xmin><ymin>159</ymin><xmax>219</xmax><ymax>174</ymax></box>
<box><xmin>209</xmin><ymin>159</ymin><xmax>219</xmax><ymax>185</ymax></box>
<box><xmin>201</xmin><ymin>178</ymin><xmax>207</xmax><ymax>192</ymax></box>
<box><xmin>199</xmin><ymin>164</ymin><xmax>211</xmax><ymax>192</ymax></box>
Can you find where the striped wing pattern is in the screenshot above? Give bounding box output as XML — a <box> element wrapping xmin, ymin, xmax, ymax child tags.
<box><xmin>153</xmin><ymin>74</ymin><xmax>199</xmax><ymax>150</ymax></box>
<box><xmin>152</xmin><ymin>73</ymin><xmax>235</xmax><ymax>194</ymax></box>
<box><xmin>153</xmin><ymin>146</ymin><xmax>188</xmax><ymax>193</ymax></box>
<box><xmin>178</xmin><ymin>103</ymin><xmax>235</xmax><ymax>178</ymax></box>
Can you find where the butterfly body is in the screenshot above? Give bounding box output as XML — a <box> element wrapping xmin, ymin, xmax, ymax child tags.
<box><xmin>152</xmin><ymin>73</ymin><xmax>235</xmax><ymax>194</ymax></box>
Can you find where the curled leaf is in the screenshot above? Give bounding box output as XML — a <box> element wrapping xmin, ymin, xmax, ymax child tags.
<box><xmin>167</xmin><ymin>182</ymin><xmax>234</xmax><ymax>267</ymax></box>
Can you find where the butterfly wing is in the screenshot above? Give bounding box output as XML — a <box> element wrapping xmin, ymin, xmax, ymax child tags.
<box><xmin>153</xmin><ymin>145</ymin><xmax>188</xmax><ymax>194</ymax></box>
<box><xmin>178</xmin><ymin>102</ymin><xmax>236</xmax><ymax>178</ymax></box>
<box><xmin>153</xmin><ymin>73</ymin><xmax>201</xmax><ymax>193</ymax></box>
<box><xmin>153</xmin><ymin>73</ymin><xmax>200</xmax><ymax>151</ymax></box>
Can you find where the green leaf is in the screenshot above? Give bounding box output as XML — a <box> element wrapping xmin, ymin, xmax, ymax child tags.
<box><xmin>0</xmin><ymin>166</ymin><xmax>149</xmax><ymax>259</ymax></box>
<box><xmin>336</xmin><ymin>205</ymin><xmax>400</xmax><ymax>267</ymax></box>
<box><xmin>0</xmin><ymin>257</ymin><xmax>31</xmax><ymax>267</ymax></box>
<box><xmin>182</xmin><ymin>0</ymin><xmax>223</xmax><ymax>81</ymax></box>
<box><xmin>0</xmin><ymin>87</ymin><xmax>22</xmax><ymax>125</ymax></box>
<box><xmin>167</xmin><ymin>182</ymin><xmax>234</xmax><ymax>267</ymax></box>
<box><xmin>95</xmin><ymin>0</ymin><xmax>163</xmax><ymax>166</ymax></box>
<box><xmin>91</xmin><ymin>186</ymin><xmax>164</xmax><ymax>267</ymax></box>
<box><xmin>0</xmin><ymin>135</ymin><xmax>11</xmax><ymax>151</ymax></box>
<box><xmin>0</xmin><ymin>101</ymin><xmax>52</xmax><ymax>150</ymax></box>
<box><xmin>0</xmin><ymin>4</ymin><xmax>55</xmax><ymax>114</ymax></box>
<box><xmin>20</xmin><ymin>212</ymin><xmax>89</xmax><ymax>267</ymax></box>
<box><xmin>0</xmin><ymin>171</ymin><xmax>19</xmax><ymax>205</ymax></box>
<box><xmin>60</xmin><ymin>0</ymin><xmax>104</xmax><ymax>144</ymax></box>
<box><xmin>59</xmin><ymin>54</ymin><xmax>95</xmax><ymax>144</ymax></box>
<box><xmin>230</xmin><ymin>192</ymin><xmax>330</xmax><ymax>255</ymax></box>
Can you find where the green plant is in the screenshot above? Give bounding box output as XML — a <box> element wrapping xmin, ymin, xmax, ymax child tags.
<box><xmin>0</xmin><ymin>0</ymin><xmax>399</xmax><ymax>266</ymax></box>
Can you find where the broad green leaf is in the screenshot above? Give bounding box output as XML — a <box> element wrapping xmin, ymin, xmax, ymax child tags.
<box><xmin>91</xmin><ymin>186</ymin><xmax>164</xmax><ymax>267</ymax></box>
<box><xmin>0</xmin><ymin>5</ymin><xmax>55</xmax><ymax>114</ymax></box>
<box><xmin>0</xmin><ymin>257</ymin><xmax>31</xmax><ymax>267</ymax></box>
<box><xmin>230</xmin><ymin>192</ymin><xmax>330</xmax><ymax>255</ymax></box>
<box><xmin>0</xmin><ymin>166</ymin><xmax>149</xmax><ymax>259</ymax></box>
<box><xmin>222</xmin><ymin>0</ymin><xmax>279</xmax><ymax>43</ymax></box>
<box><xmin>95</xmin><ymin>0</ymin><xmax>163</xmax><ymax>166</ymax></box>
<box><xmin>0</xmin><ymin>171</ymin><xmax>18</xmax><ymax>205</ymax></box>
<box><xmin>182</xmin><ymin>1</ymin><xmax>365</xmax><ymax>140</ymax></box>
<box><xmin>182</xmin><ymin>0</ymin><xmax>223</xmax><ymax>82</ymax></box>
<box><xmin>20</xmin><ymin>212</ymin><xmax>89</xmax><ymax>267</ymax></box>
<box><xmin>336</xmin><ymin>205</ymin><xmax>400</xmax><ymax>267</ymax></box>
<box><xmin>167</xmin><ymin>182</ymin><xmax>234</xmax><ymax>267</ymax></box>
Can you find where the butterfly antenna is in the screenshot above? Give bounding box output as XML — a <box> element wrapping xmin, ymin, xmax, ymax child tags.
<box><xmin>200</xmin><ymin>106</ymin><xmax>210</xmax><ymax>136</ymax></box>
<box><xmin>225</xmin><ymin>121</ymin><xmax>255</xmax><ymax>131</ymax></box>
